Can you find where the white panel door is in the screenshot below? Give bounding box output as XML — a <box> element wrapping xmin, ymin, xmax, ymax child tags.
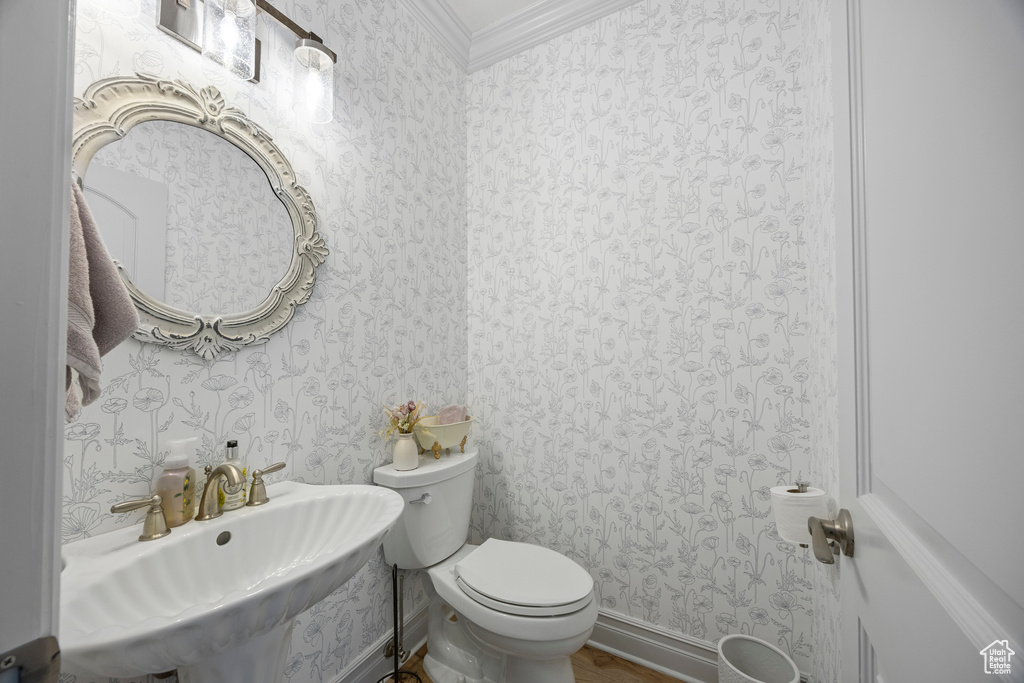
<box><xmin>84</xmin><ymin>164</ymin><xmax>169</xmax><ymax>301</ymax></box>
<box><xmin>834</xmin><ymin>0</ymin><xmax>1024</xmax><ymax>681</ymax></box>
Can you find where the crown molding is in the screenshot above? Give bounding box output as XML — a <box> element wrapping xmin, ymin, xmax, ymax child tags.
<box><xmin>395</xmin><ymin>0</ymin><xmax>471</xmax><ymax>71</ymax></box>
<box><xmin>468</xmin><ymin>0</ymin><xmax>643</xmax><ymax>72</ymax></box>
<box><xmin>396</xmin><ymin>0</ymin><xmax>645</xmax><ymax>74</ymax></box>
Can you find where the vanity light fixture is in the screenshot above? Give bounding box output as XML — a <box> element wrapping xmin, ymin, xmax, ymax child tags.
<box><xmin>254</xmin><ymin>0</ymin><xmax>337</xmax><ymax>123</ymax></box>
<box><xmin>202</xmin><ymin>0</ymin><xmax>258</xmax><ymax>81</ymax></box>
<box><xmin>158</xmin><ymin>0</ymin><xmax>337</xmax><ymax>120</ymax></box>
<box><xmin>292</xmin><ymin>38</ymin><xmax>335</xmax><ymax>123</ymax></box>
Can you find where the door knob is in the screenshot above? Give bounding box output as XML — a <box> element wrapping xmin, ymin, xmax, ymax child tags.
<box><xmin>808</xmin><ymin>508</ymin><xmax>855</xmax><ymax>564</ymax></box>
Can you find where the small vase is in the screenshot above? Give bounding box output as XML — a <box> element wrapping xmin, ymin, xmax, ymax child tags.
<box><xmin>392</xmin><ymin>432</ymin><xmax>419</xmax><ymax>471</ymax></box>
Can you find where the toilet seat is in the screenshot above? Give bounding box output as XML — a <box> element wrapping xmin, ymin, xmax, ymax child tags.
<box><xmin>428</xmin><ymin>544</ymin><xmax>598</xmax><ymax>644</ymax></box>
<box><xmin>454</xmin><ymin>539</ymin><xmax>594</xmax><ymax>617</ymax></box>
<box><xmin>455</xmin><ymin>577</ymin><xmax>593</xmax><ymax>616</ymax></box>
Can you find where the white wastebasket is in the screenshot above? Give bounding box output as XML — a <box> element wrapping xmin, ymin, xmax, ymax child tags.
<box><xmin>718</xmin><ymin>634</ymin><xmax>800</xmax><ymax>683</ymax></box>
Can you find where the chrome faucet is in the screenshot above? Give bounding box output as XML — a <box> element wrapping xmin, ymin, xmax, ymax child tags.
<box><xmin>195</xmin><ymin>463</ymin><xmax>245</xmax><ymax>521</ymax></box>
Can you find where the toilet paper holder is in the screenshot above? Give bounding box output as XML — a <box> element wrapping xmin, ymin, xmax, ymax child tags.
<box><xmin>807</xmin><ymin>509</ymin><xmax>855</xmax><ymax>564</ymax></box>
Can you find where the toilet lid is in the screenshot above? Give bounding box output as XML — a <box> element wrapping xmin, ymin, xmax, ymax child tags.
<box><xmin>454</xmin><ymin>539</ymin><xmax>594</xmax><ymax>617</ymax></box>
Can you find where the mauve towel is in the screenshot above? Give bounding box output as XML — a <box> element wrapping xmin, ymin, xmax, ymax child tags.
<box><xmin>438</xmin><ymin>405</ymin><xmax>467</xmax><ymax>425</ymax></box>
<box><xmin>66</xmin><ymin>181</ymin><xmax>138</xmax><ymax>420</ymax></box>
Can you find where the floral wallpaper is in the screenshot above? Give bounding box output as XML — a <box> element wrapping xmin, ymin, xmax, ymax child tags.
<box><xmin>62</xmin><ymin>0</ymin><xmax>844</xmax><ymax>680</ymax></box>
<box><xmin>466</xmin><ymin>0</ymin><xmax>818</xmax><ymax>674</ymax></box>
<box><xmin>89</xmin><ymin>120</ymin><xmax>294</xmax><ymax>315</ymax></box>
<box><xmin>800</xmin><ymin>0</ymin><xmax>840</xmax><ymax>681</ymax></box>
<box><xmin>65</xmin><ymin>0</ymin><xmax>466</xmax><ymax>681</ymax></box>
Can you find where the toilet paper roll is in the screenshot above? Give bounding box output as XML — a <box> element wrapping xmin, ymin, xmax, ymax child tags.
<box><xmin>770</xmin><ymin>486</ymin><xmax>828</xmax><ymax>545</ymax></box>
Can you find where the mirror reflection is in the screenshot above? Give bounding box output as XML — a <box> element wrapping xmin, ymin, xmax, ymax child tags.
<box><xmin>84</xmin><ymin>120</ymin><xmax>293</xmax><ymax>317</ymax></box>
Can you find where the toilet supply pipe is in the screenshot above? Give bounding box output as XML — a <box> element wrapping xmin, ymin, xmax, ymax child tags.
<box><xmin>375</xmin><ymin>564</ymin><xmax>422</xmax><ymax>683</ymax></box>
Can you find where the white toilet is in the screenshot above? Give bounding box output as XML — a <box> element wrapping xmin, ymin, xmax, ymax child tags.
<box><xmin>373</xmin><ymin>449</ymin><xmax>597</xmax><ymax>683</ymax></box>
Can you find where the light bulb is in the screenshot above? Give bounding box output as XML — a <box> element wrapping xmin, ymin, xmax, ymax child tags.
<box><xmin>305</xmin><ymin>70</ymin><xmax>323</xmax><ymax>108</ymax></box>
<box><xmin>220</xmin><ymin>10</ymin><xmax>239</xmax><ymax>53</ymax></box>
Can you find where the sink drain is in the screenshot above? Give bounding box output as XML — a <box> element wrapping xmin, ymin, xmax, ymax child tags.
<box><xmin>216</xmin><ymin>531</ymin><xmax>231</xmax><ymax>546</ymax></box>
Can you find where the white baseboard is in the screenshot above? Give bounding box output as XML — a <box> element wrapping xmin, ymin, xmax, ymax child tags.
<box><xmin>587</xmin><ymin>610</ymin><xmax>812</xmax><ymax>683</ymax></box>
<box><xmin>332</xmin><ymin>605</ymin><xmax>429</xmax><ymax>683</ymax></box>
<box><xmin>333</xmin><ymin>604</ymin><xmax>811</xmax><ymax>683</ymax></box>
<box><xmin>587</xmin><ymin>610</ymin><xmax>718</xmax><ymax>683</ymax></box>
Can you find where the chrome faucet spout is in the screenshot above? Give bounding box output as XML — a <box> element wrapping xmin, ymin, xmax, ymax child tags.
<box><xmin>195</xmin><ymin>463</ymin><xmax>244</xmax><ymax>521</ymax></box>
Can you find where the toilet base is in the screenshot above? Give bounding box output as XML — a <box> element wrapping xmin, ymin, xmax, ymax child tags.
<box><xmin>463</xmin><ymin>617</ymin><xmax>587</xmax><ymax>683</ymax></box>
<box><xmin>424</xmin><ymin>592</ymin><xmax>498</xmax><ymax>682</ymax></box>
<box><xmin>423</xmin><ymin>651</ymin><xmax>576</xmax><ymax>683</ymax></box>
<box><xmin>424</xmin><ymin>652</ymin><xmax>485</xmax><ymax>683</ymax></box>
<box><xmin>504</xmin><ymin>653</ymin><xmax>575</xmax><ymax>683</ymax></box>
<box><xmin>423</xmin><ymin>591</ymin><xmax>584</xmax><ymax>683</ymax></box>
<box><xmin>417</xmin><ymin>544</ymin><xmax>597</xmax><ymax>683</ymax></box>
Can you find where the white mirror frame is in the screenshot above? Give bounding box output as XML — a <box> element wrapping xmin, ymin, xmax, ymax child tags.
<box><xmin>71</xmin><ymin>73</ymin><xmax>328</xmax><ymax>360</ymax></box>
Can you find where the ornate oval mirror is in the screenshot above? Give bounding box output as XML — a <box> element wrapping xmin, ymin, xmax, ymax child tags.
<box><xmin>71</xmin><ymin>73</ymin><xmax>328</xmax><ymax>360</ymax></box>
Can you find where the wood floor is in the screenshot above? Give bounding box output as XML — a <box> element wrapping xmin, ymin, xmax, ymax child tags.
<box><xmin>382</xmin><ymin>644</ymin><xmax>684</xmax><ymax>683</ymax></box>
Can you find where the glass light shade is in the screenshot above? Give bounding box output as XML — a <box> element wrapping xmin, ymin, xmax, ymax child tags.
<box><xmin>202</xmin><ymin>0</ymin><xmax>257</xmax><ymax>81</ymax></box>
<box><xmin>292</xmin><ymin>40</ymin><xmax>334</xmax><ymax>124</ymax></box>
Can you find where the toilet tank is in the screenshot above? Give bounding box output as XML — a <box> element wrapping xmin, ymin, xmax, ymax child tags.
<box><xmin>372</xmin><ymin>449</ymin><xmax>478</xmax><ymax>569</ymax></box>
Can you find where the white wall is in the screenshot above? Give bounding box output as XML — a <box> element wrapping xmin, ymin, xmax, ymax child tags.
<box><xmin>466</xmin><ymin>0</ymin><xmax>818</xmax><ymax>672</ymax></box>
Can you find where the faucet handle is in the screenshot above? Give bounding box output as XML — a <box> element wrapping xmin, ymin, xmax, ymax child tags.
<box><xmin>257</xmin><ymin>462</ymin><xmax>287</xmax><ymax>476</ymax></box>
<box><xmin>246</xmin><ymin>462</ymin><xmax>286</xmax><ymax>507</ymax></box>
<box><xmin>111</xmin><ymin>494</ymin><xmax>171</xmax><ymax>542</ymax></box>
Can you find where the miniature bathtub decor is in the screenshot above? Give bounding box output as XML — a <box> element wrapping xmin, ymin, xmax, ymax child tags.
<box><xmin>413</xmin><ymin>415</ymin><xmax>473</xmax><ymax>458</ymax></box>
<box><xmin>381</xmin><ymin>400</ymin><xmax>427</xmax><ymax>471</ymax></box>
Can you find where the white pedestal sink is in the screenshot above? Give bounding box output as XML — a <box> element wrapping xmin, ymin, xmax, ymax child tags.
<box><xmin>60</xmin><ymin>482</ymin><xmax>404</xmax><ymax>682</ymax></box>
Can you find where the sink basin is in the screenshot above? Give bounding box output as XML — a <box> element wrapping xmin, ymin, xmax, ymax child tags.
<box><xmin>60</xmin><ymin>482</ymin><xmax>404</xmax><ymax>682</ymax></box>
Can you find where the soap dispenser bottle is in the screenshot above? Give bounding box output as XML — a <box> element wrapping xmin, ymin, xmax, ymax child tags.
<box><xmin>218</xmin><ymin>439</ymin><xmax>247</xmax><ymax>510</ymax></box>
<box><xmin>155</xmin><ymin>438</ymin><xmax>197</xmax><ymax>527</ymax></box>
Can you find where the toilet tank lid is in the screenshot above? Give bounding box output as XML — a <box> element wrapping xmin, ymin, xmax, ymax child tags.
<box><xmin>373</xmin><ymin>449</ymin><xmax>478</xmax><ymax>488</ymax></box>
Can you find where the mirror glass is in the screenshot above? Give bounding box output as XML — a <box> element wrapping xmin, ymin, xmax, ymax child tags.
<box><xmin>84</xmin><ymin>120</ymin><xmax>293</xmax><ymax>316</ymax></box>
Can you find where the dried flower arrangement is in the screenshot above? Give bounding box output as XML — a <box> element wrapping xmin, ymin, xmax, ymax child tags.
<box><xmin>380</xmin><ymin>400</ymin><xmax>426</xmax><ymax>441</ymax></box>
